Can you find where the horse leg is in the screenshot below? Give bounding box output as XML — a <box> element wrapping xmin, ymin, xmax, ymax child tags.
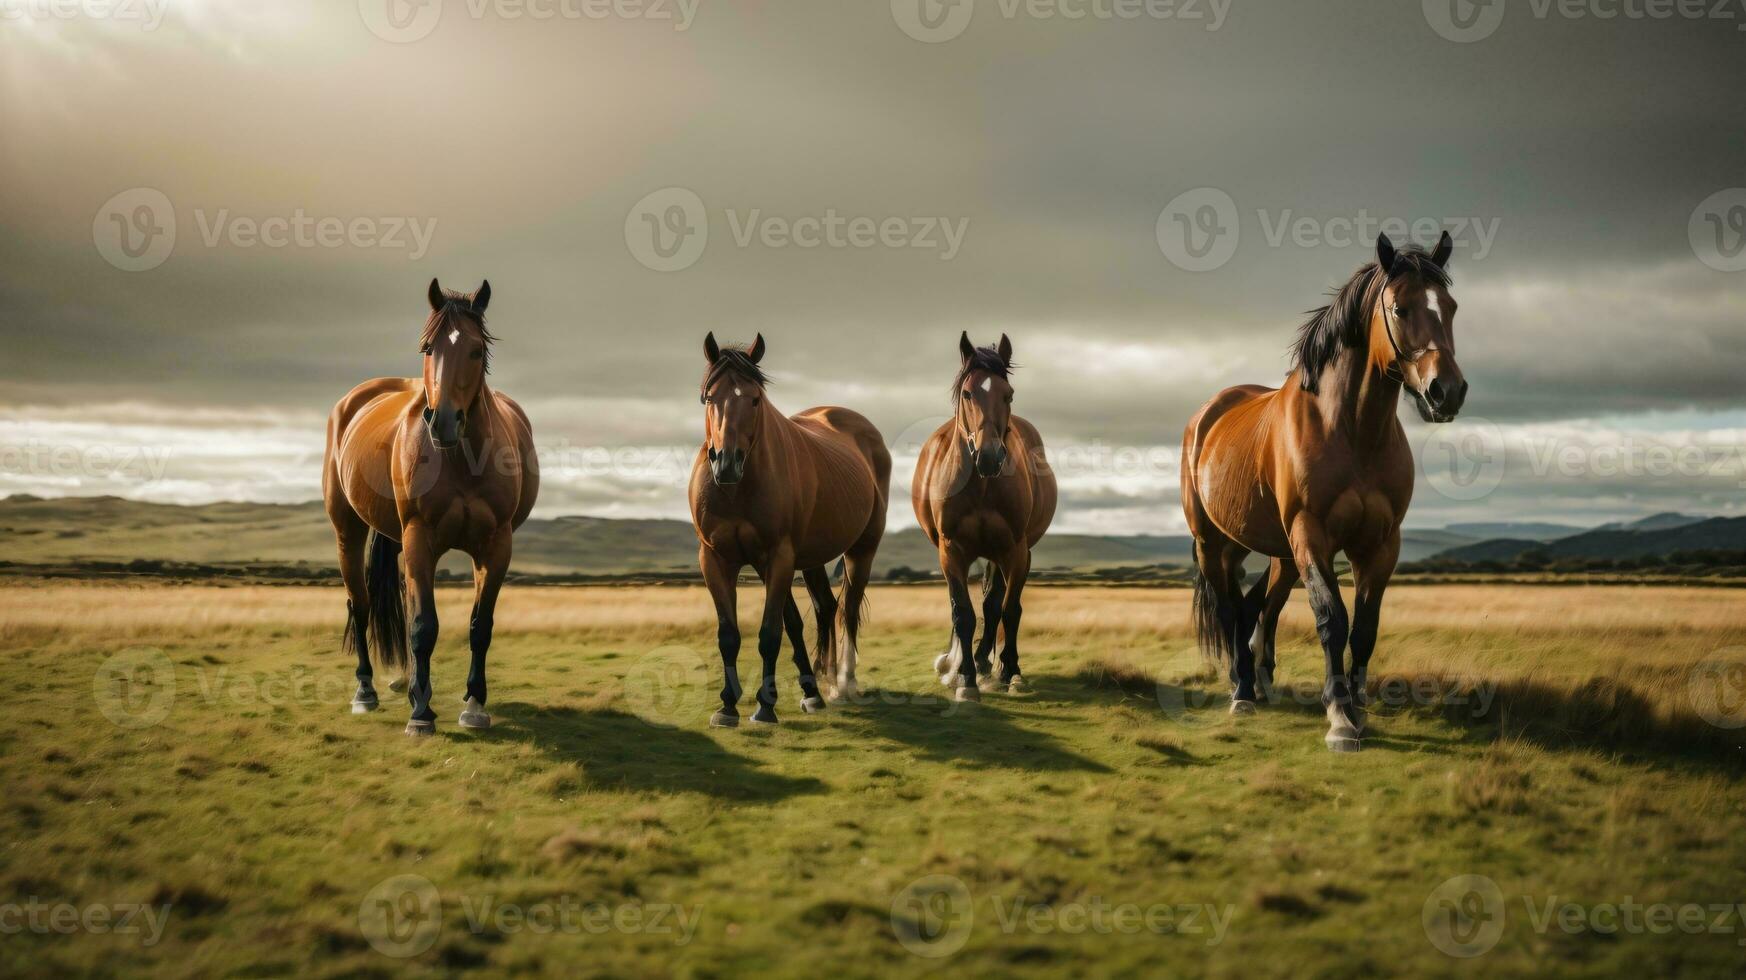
<box><xmin>1346</xmin><ymin>530</ymin><xmax>1400</xmax><ymax>735</ymax></box>
<box><xmin>331</xmin><ymin>505</ymin><xmax>377</xmax><ymax>714</ymax></box>
<box><xmin>799</xmin><ymin>569</ymin><xmax>834</xmax><ymax>705</ymax></box>
<box><xmin>1194</xmin><ymin>537</ymin><xmax>1257</xmax><ymax>713</ymax></box>
<box><xmin>700</xmin><ymin>546</ymin><xmax>743</xmax><ymax>728</ymax></box>
<box><xmin>994</xmin><ymin>545</ymin><xmax>1031</xmax><ymax>693</ymax></box>
<box><xmin>779</xmin><ymin>573</ymin><xmax>825</xmax><ymax>713</ymax></box>
<box><xmin>1252</xmin><ymin>558</ymin><xmax>1298</xmax><ymax>703</ymax></box>
<box><xmin>751</xmin><ymin>548</ymin><xmax>796</xmax><ymax>725</ymax></box>
<box><xmin>940</xmin><ymin>544</ymin><xmax>981</xmax><ymax>701</ymax></box>
<box><xmin>1288</xmin><ymin>517</ymin><xmax>1359</xmax><ymax>752</ymax></box>
<box><xmin>973</xmin><ymin>564</ymin><xmax>1006</xmax><ymax>692</ymax></box>
<box><xmin>401</xmin><ymin>524</ymin><xmax>440</xmax><ymax>737</ymax></box>
<box><xmin>459</xmin><ymin>527</ymin><xmax>509</xmax><ymax>730</ymax></box>
<box><xmin>833</xmin><ymin>539</ymin><xmax>877</xmax><ymax>704</ymax></box>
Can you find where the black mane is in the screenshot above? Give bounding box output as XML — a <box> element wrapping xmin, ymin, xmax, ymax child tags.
<box><xmin>1291</xmin><ymin>247</ymin><xmax>1450</xmax><ymax>393</ymax></box>
<box><xmin>702</xmin><ymin>346</ymin><xmax>769</xmax><ymax>401</ymax></box>
<box><xmin>951</xmin><ymin>346</ymin><xmax>1013</xmax><ymax>398</ymax></box>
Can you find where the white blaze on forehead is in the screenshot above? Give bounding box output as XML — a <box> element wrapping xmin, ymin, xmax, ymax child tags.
<box><xmin>448</xmin><ymin>328</ymin><xmax>461</xmax><ymax>345</ymax></box>
<box><xmin>1424</xmin><ymin>288</ymin><xmax>1442</xmax><ymax>326</ymax></box>
<box><xmin>734</xmin><ymin>387</ymin><xmax>742</xmax><ymax>397</ymax></box>
<box><xmin>980</xmin><ymin>377</ymin><xmax>993</xmax><ymax>392</ymax></box>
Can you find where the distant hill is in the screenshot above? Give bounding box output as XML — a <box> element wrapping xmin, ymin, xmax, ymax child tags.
<box><xmin>1443</xmin><ymin>521</ymin><xmax>1583</xmax><ymax>542</ymax></box>
<box><xmin>3</xmin><ymin>495</ymin><xmax>1729</xmax><ymax>580</ymax></box>
<box><xmin>1431</xmin><ymin>517</ymin><xmax>1746</xmax><ymax>565</ymax></box>
<box><xmin>1594</xmin><ymin>512</ymin><xmax>1706</xmax><ymax>533</ymax></box>
<box><xmin>0</xmin><ymin>495</ymin><xmax>1200</xmax><ymax>578</ymax></box>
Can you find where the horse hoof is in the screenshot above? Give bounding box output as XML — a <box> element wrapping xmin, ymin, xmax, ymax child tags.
<box><xmin>1007</xmin><ymin>676</ymin><xmax>1027</xmax><ymax>694</ymax></box>
<box><xmin>709</xmin><ymin>710</ymin><xmax>740</xmax><ymax>729</ymax></box>
<box><xmin>933</xmin><ymin>652</ymin><xmax>952</xmax><ymax>675</ymax></box>
<box><xmin>801</xmin><ymin>697</ymin><xmax>827</xmax><ymax>714</ymax></box>
<box><xmin>828</xmin><ymin>679</ymin><xmax>861</xmax><ymax>704</ymax></box>
<box><xmin>977</xmin><ymin>675</ymin><xmax>1002</xmax><ymax>693</ymax></box>
<box><xmin>1230</xmin><ymin>699</ymin><xmax>1257</xmax><ymax>716</ymax></box>
<box><xmin>351</xmin><ymin>698</ymin><xmax>379</xmax><ymax>715</ymax></box>
<box><xmin>953</xmin><ymin>685</ymin><xmax>980</xmax><ymax>703</ymax></box>
<box><xmin>749</xmin><ymin>710</ymin><xmax>779</xmax><ymax>726</ymax></box>
<box><xmin>405</xmin><ymin>719</ymin><xmax>435</xmax><ymax>737</ymax></box>
<box><xmin>388</xmin><ymin>677</ymin><xmax>408</xmax><ymax>694</ymax></box>
<box><xmin>1325</xmin><ymin>733</ymin><xmax>1363</xmax><ymax>753</ymax></box>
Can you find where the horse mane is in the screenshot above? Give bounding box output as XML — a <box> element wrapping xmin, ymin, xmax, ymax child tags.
<box><xmin>1291</xmin><ymin>247</ymin><xmax>1450</xmax><ymax>393</ymax></box>
<box><xmin>701</xmin><ymin>345</ymin><xmax>770</xmax><ymax>402</ymax></box>
<box><xmin>421</xmin><ymin>293</ymin><xmax>495</xmax><ymax>373</ymax></box>
<box><xmin>951</xmin><ymin>345</ymin><xmax>1014</xmax><ymax>399</ymax></box>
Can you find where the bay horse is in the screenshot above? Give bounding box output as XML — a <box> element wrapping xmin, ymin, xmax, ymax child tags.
<box><xmin>689</xmin><ymin>333</ymin><xmax>891</xmax><ymax>727</ymax></box>
<box><xmin>914</xmin><ymin>333</ymin><xmax>1057</xmax><ymax>700</ymax></box>
<box><xmin>324</xmin><ymin>279</ymin><xmax>539</xmax><ymax>736</ymax></box>
<box><xmin>1181</xmin><ymin>232</ymin><xmax>1467</xmax><ymax>751</ymax></box>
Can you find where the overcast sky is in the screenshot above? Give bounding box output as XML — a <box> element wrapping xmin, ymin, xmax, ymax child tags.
<box><xmin>2</xmin><ymin>0</ymin><xmax>1743</xmax><ymax>533</ymax></box>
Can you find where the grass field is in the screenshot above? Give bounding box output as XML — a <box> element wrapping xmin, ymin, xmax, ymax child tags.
<box><xmin>3</xmin><ymin>582</ymin><xmax>1745</xmax><ymax>977</ymax></box>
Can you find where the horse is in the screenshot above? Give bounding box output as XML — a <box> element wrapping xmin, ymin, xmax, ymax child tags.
<box><xmin>1181</xmin><ymin>232</ymin><xmax>1467</xmax><ymax>751</ymax></box>
<box><xmin>323</xmin><ymin>279</ymin><xmax>539</xmax><ymax>736</ymax></box>
<box><xmin>688</xmin><ymin>333</ymin><xmax>891</xmax><ymax>727</ymax></box>
<box><xmin>913</xmin><ymin>333</ymin><xmax>1057</xmax><ymax>700</ymax></box>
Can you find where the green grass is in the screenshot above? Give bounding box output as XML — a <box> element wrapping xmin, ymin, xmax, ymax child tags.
<box><xmin>2</xmin><ymin>583</ymin><xmax>1744</xmax><ymax>977</ymax></box>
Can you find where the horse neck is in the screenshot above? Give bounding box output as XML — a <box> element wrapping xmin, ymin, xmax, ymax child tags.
<box><xmin>1315</xmin><ymin>324</ymin><xmax>1402</xmax><ymax>454</ymax></box>
<box><xmin>743</xmin><ymin>394</ymin><xmax>798</xmax><ymax>485</ymax></box>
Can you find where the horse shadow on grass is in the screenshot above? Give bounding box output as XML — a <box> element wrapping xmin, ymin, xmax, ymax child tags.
<box><xmin>474</xmin><ymin>702</ymin><xmax>827</xmax><ymax>802</ymax></box>
<box><xmin>839</xmin><ymin>687</ymin><xmax>1112</xmax><ymax>774</ymax></box>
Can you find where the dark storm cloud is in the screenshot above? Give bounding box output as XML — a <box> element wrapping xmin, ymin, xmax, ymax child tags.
<box><xmin>0</xmin><ymin>0</ymin><xmax>1742</xmax><ymax>527</ymax></box>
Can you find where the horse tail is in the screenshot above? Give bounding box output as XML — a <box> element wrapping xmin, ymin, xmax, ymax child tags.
<box><xmin>1191</xmin><ymin>560</ymin><xmax>1232</xmax><ymax>666</ymax></box>
<box><xmin>364</xmin><ymin>530</ymin><xmax>408</xmax><ymax>672</ymax></box>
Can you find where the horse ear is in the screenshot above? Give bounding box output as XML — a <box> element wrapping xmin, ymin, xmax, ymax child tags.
<box><xmin>997</xmin><ymin>333</ymin><xmax>1013</xmax><ymax>366</ymax></box>
<box><xmin>472</xmin><ymin>280</ymin><xmax>491</xmax><ymax>313</ymax></box>
<box><xmin>1431</xmin><ymin>231</ymin><xmax>1454</xmax><ymax>268</ymax></box>
<box><xmin>959</xmin><ymin>331</ymin><xmax>976</xmax><ymax>364</ymax></box>
<box><xmin>749</xmin><ymin>333</ymin><xmax>766</xmax><ymax>364</ymax></box>
<box><xmin>1375</xmin><ymin>233</ymin><xmax>1397</xmax><ymax>275</ymax></box>
<box><xmin>704</xmin><ymin>332</ymin><xmax>721</xmax><ymax>363</ymax></box>
<box><xmin>428</xmin><ymin>278</ymin><xmax>444</xmax><ymax>312</ymax></box>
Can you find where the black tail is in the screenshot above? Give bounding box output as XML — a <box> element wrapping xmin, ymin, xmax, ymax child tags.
<box><xmin>1192</xmin><ymin>568</ymin><xmax>1233</xmax><ymax>666</ymax></box>
<box><xmin>364</xmin><ymin>530</ymin><xmax>408</xmax><ymax>672</ymax></box>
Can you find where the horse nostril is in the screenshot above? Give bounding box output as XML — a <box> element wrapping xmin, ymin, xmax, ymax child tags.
<box><xmin>1426</xmin><ymin>378</ymin><xmax>1446</xmax><ymax>407</ymax></box>
<box><xmin>1458</xmin><ymin>380</ymin><xmax>1470</xmax><ymax>402</ymax></box>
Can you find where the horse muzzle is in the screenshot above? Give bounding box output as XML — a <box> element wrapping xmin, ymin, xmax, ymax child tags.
<box><xmin>709</xmin><ymin>446</ymin><xmax>747</xmax><ymax>486</ymax></box>
<box><xmin>423</xmin><ymin>406</ymin><xmax>467</xmax><ymax>450</ymax></box>
<box><xmin>1415</xmin><ymin>376</ymin><xmax>1469</xmax><ymax>423</ymax></box>
<box><xmin>971</xmin><ymin>444</ymin><xmax>1008</xmax><ymax>478</ymax></box>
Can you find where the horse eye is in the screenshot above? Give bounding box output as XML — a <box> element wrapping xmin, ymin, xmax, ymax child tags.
<box><xmin>752</xmin><ymin>397</ymin><xmax>761</xmax><ymax>406</ymax></box>
<box><xmin>470</xmin><ymin>350</ymin><xmax>483</xmax><ymax>360</ymax></box>
<box><xmin>961</xmin><ymin>389</ymin><xmax>972</xmax><ymax>399</ymax></box>
<box><xmin>419</xmin><ymin>345</ymin><xmax>432</xmax><ymax>355</ymax></box>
